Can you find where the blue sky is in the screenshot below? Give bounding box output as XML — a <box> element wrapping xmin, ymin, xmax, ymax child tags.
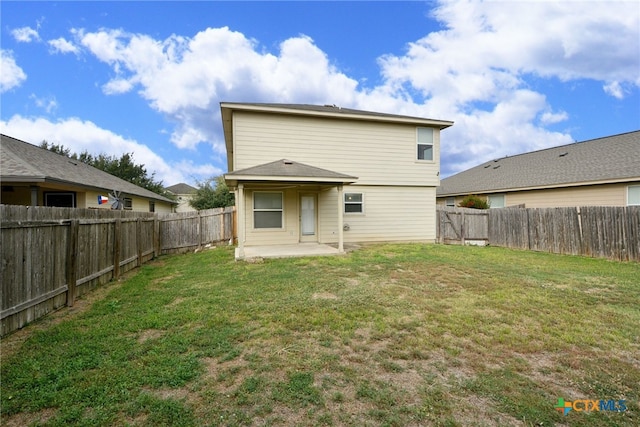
<box><xmin>2</xmin><ymin>1</ymin><xmax>639</xmax><ymax>186</ymax></box>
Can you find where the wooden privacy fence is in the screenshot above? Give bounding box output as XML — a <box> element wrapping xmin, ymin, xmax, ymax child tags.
<box><xmin>489</xmin><ymin>206</ymin><xmax>640</xmax><ymax>261</ymax></box>
<box><xmin>437</xmin><ymin>205</ymin><xmax>639</xmax><ymax>261</ymax></box>
<box><xmin>159</xmin><ymin>207</ymin><xmax>234</xmax><ymax>254</ymax></box>
<box><xmin>1</xmin><ymin>205</ymin><xmax>235</xmax><ymax>336</ymax></box>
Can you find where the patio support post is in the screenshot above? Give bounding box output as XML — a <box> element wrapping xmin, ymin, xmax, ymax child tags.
<box><xmin>237</xmin><ymin>183</ymin><xmax>245</xmax><ymax>258</ymax></box>
<box><xmin>30</xmin><ymin>185</ymin><xmax>38</xmax><ymax>206</ymax></box>
<box><xmin>337</xmin><ymin>184</ymin><xmax>344</xmax><ymax>253</ymax></box>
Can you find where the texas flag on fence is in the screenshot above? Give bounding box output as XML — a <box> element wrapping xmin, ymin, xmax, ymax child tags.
<box><xmin>98</xmin><ymin>195</ymin><xmax>109</xmax><ymax>205</ymax></box>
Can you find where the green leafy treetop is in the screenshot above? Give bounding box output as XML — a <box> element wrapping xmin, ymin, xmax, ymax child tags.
<box><xmin>189</xmin><ymin>175</ymin><xmax>235</xmax><ymax>210</ymax></box>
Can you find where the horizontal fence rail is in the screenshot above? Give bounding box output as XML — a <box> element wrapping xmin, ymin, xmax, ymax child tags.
<box><xmin>1</xmin><ymin>205</ymin><xmax>235</xmax><ymax>336</ymax></box>
<box><xmin>438</xmin><ymin>205</ymin><xmax>639</xmax><ymax>261</ymax></box>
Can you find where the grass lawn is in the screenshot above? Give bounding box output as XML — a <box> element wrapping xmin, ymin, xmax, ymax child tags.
<box><xmin>1</xmin><ymin>244</ymin><xmax>638</xmax><ymax>426</ymax></box>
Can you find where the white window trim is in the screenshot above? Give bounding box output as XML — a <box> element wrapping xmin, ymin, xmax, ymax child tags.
<box><xmin>344</xmin><ymin>192</ymin><xmax>364</xmax><ymax>214</ymax></box>
<box><xmin>445</xmin><ymin>197</ymin><xmax>455</xmax><ymax>207</ymax></box>
<box><xmin>627</xmin><ymin>185</ymin><xmax>640</xmax><ymax>206</ymax></box>
<box><xmin>253</xmin><ymin>191</ymin><xmax>284</xmax><ymax>229</ymax></box>
<box><xmin>416</xmin><ymin>127</ymin><xmax>434</xmax><ymax>162</ymax></box>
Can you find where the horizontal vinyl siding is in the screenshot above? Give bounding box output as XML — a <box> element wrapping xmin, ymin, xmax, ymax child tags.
<box><xmin>437</xmin><ymin>182</ymin><xmax>636</xmax><ymax>208</ymax></box>
<box><xmin>233</xmin><ymin>112</ymin><xmax>440</xmax><ymax>187</ymax></box>
<box><xmin>319</xmin><ymin>185</ymin><xmax>436</xmax><ymax>243</ymax></box>
<box><xmin>505</xmin><ymin>183</ymin><xmax>631</xmax><ymax>208</ymax></box>
<box><xmin>243</xmin><ymin>189</ymin><xmax>300</xmax><ymax>246</ymax></box>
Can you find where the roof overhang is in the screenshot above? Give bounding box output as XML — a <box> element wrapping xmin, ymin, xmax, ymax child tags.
<box><xmin>224</xmin><ymin>159</ymin><xmax>358</xmax><ymax>189</ymax></box>
<box><xmin>1</xmin><ymin>176</ymin><xmax>177</xmax><ymax>204</ymax></box>
<box><xmin>436</xmin><ymin>176</ymin><xmax>640</xmax><ymax>197</ymax></box>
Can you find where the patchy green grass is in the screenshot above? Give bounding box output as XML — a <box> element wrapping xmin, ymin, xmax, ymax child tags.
<box><xmin>1</xmin><ymin>244</ymin><xmax>638</xmax><ymax>426</ymax></box>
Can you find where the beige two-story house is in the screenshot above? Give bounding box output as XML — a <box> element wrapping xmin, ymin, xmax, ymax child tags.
<box><xmin>222</xmin><ymin>103</ymin><xmax>453</xmax><ymax>259</ymax></box>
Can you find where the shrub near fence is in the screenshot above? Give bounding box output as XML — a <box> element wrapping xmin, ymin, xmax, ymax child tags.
<box><xmin>1</xmin><ymin>205</ymin><xmax>235</xmax><ymax>336</ymax></box>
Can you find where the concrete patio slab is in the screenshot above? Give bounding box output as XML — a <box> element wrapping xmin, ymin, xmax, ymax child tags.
<box><xmin>236</xmin><ymin>243</ymin><xmax>344</xmax><ymax>260</ymax></box>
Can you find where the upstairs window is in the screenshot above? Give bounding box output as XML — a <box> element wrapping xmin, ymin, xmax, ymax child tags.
<box><xmin>344</xmin><ymin>193</ymin><xmax>363</xmax><ymax>213</ymax></box>
<box><xmin>417</xmin><ymin>127</ymin><xmax>434</xmax><ymax>161</ymax></box>
<box><xmin>254</xmin><ymin>192</ymin><xmax>283</xmax><ymax>228</ymax></box>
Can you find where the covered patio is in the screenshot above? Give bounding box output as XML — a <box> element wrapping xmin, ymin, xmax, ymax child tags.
<box><xmin>225</xmin><ymin>159</ymin><xmax>357</xmax><ymax>261</ymax></box>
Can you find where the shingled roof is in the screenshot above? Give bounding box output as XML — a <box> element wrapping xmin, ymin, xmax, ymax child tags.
<box><xmin>1</xmin><ymin>134</ymin><xmax>174</xmax><ymax>203</ymax></box>
<box><xmin>224</xmin><ymin>159</ymin><xmax>357</xmax><ymax>186</ymax></box>
<box><xmin>437</xmin><ymin>130</ymin><xmax>640</xmax><ymax>197</ymax></box>
<box><xmin>166</xmin><ymin>183</ymin><xmax>197</xmax><ymax>194</ymax></box>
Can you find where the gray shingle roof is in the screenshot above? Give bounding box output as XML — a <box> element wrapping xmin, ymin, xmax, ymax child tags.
<box><xmin>225</xmin><ymin>159</ymin><xmax>357</xmax><ymax>183</ymax></box>
<box><xmin>1</xmin><ymin>134</ymin><xmax>174</xmax><ymax>203</ymax></box>
<box><xmin>437</xmin><ymin>130</ymin><xmax>640</xmax><ymax>196</ymax></box>
<box><xmin>166</xmin><ymin>183</ymin><xmax>197</xmax><ymax>194</ymax></box>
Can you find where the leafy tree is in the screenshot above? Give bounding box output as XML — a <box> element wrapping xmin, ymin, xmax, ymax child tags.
<box><xmin>458</xmin><ymin>195</ymin><xmax>490</xmax><ymax>209</ymax></box>
<box><xmin>189</xmin><ymin>175</ymin><xmax>235</xmax><ymax>210</ymax></box>
<box><xmin>39</xmin><ymin>140</ymin><xmax>175</xmax><ymax>200</ymax></box>
<box><xmin>40</xmin><ymin>141</ymin><xmax>75</xmax><ymax>158</ymax></box>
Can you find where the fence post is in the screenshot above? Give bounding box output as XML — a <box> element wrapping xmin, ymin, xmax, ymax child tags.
<box><xmin>153</xmin><ymin>217</ymin><xmax>160</xmax><ymax>258</ymax></box>
<box><xmin>137</xmin><ymin>217</ymin><xmax>143</xmax><ymax>266</ymax></box>
<box><xmin>220</xmin><ymin>210</ymin><xmax>225</xmax><ymax>243</ymax></box>
<box><xmin>66</xmin><ymin>219</ymin><xmax>79</xmax><ymax>307</ymax></box>
<box><xmin>461</xmin><ymin>210</ymin><xmax>466</xmax><ymax>245</ymax></box>
<box><xmin>197</xmin><ymin>211</ymin><xmax>203</xmax><ymax>249</ymax></box>
<box><xmin>113</xmin><ymin>219</ymin><xmax>121</xmax><ymax>280</ymax></box>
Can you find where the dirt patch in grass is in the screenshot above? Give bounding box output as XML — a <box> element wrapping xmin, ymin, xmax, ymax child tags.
<box><xmin>146</xmin><ymin>387</ymin><xmax>191</xmax><ymax>401</ymax></box>
<box><xmin>137</xmin><ymin>329</ymin><xmax>165</xmax><ymax>344</ymax></box>
<box><xmin>312</xmin><ymin>292</ymin><xmax>338</xmax><ymax>300</ymax></box>
<box><xmin>2</xmin><ymin>407</ymin><xmax>57</xmax><ymax>427</ymax></box>
<box><xmin>454</xmin><ymin>395</ymin><xmax>525</xmax><ymax>427</ymax></box>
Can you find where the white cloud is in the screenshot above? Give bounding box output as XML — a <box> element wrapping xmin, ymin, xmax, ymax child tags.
<box><xmin>173</xmin><ymin>160</ymin><xmax>224</xmax><ymax>184</ymax></box>
<box><xmin>29</xmin><ymin>94</ymin><xmax>58</xmax><ymax>114</ymax></box>
<box><xmin>540</xmin><ymin>110</ymin><xmax>569</xmax><ymax>126</ymax></box>
<box><xmin>0</xmin><ymin>50</ymin><xmax>27</xmax><ymax>92</ymax></box>
<box><xmin>375</xmin><ymin>0</ymin><xmax>638</xmax><ymax>174</ymax></box>
<box><xmin>11</xmin><ymin>26</ymin><xmax>40</xmax><ymax>43</ymax></box>
<box><xmin>603</xmin><ymin>81</ymin><xmax>626</xmax><ymax>99</ymax></box>
<box><xmin>102</xmin><ymin>78</ymin><xmax>134</xmax><ymax>95</ymax></box>
<box><xmin>48</xmin><ymin>37</ymin><xmax>80</xmax><ymax>55</ymax></box>
<box><xmin>56</xmin><ymin>1</ymin><xmax>637</xmax><ymax>177</ymax></box>
<box><xmin>74</xmin><ymin>27</ymin><xmax>359</xmax><ymax>151</ymax></box>
<box><xmin>0</xmin><ymin>115</ymin><xmax>217</xmax><ymax>185</ymax></box>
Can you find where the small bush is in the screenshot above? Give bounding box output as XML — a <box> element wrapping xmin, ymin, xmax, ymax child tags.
<box><xmin>458</xmin><ymin>195</ymin><xmax>489</xmax><ymax>209</ymax></box>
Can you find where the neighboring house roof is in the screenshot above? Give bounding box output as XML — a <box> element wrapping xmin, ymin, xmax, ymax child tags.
<box><xmin>437</xmin><ymin>130</ymin><xmax>640</xmax><ymax>197</ymax></box>
<box><xmin>1</xmin><ymin>134</ymin><xmax>175</xmax><ymax>203</ymax></box>
<box><xmin>220</xmin><ymin>102</ymin><xmax>454</xmax><ymax>172</ymax></box>
<box><xmin>225</xmin><ymin>159</ymin><xmax>358</xmax><ymax>187</ymax></box>
<box><xmin>166</xmin><ymin>183</ymin><xmax>197</xmax><ymax>194</ymax></box>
